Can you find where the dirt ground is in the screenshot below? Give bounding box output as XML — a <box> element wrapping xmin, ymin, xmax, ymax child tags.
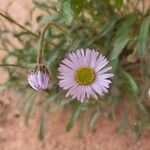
<box><xmin>0</xmin><ymin>90</ymin><xmax>150</xmax><ymax>150</ymax></box>
<box><xmin>0</xmin><ymin>0</ymin><xmax>150</xmax><ymax>150</ymax></box>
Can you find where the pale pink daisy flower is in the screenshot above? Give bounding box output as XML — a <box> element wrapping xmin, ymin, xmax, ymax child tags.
<box><xmin>28</xmin><ymin>64</ymin><xmax>49</xmax><ymax>91</ymax></box>
<box><xmin>58</xmin><ymin>49</ymin><xmax>113</xmax><ymax>102</ymax></box>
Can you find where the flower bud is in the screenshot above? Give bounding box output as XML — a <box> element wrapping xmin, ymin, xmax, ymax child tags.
<box><xmin>148</xmin><ymin>88</ymin><xmax>150</xmax><ymax>98</ymax></box>
<box><xmin>27</xmin><ymin>64</ymin><xmax>49</xmax><ymax>91</ymax></box>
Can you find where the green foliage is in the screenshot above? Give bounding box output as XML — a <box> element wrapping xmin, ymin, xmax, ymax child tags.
<box><xmin>57</xmin><ymin>0</ymin><xmax>85</xmax><ymax>24</ymax></box>
<box><xmin>111</xmin><ymin>14</ymin><xmax>137</xmax><ymax>59</ymax></box>
<box><xmin>115</xmin><ymin>0</ymin><xmax>123</xmax><ymax>9</ymax></box>
<box><xmin>138</xmin><ymin>16</ymin><xmax>150</xmax><ymax>55</ymax></box>
<box><xmin>111</xmin><ymin>35</ymin><xmax>130</xmax><ymax>60</ymax></box>
<box><xmin>66</xmin><ymin>103</ymin><xmax>82</xmax><ymax>131</ymax></box>
<box><xmin>0</xmin><ymin>0</ymin><xmax>150</xmax><ymax>141</ymax></box>
<box><xmin>90</xmin><ymin>106</ymin><xmax>100</xmax><ymax>128</ymax></box>
<box><xmin>38</xmin><ymin>112</ymin><xmax>45</xmax><ymax>140</ymax></box>
<box><xmin>120</xmin><ymin>70</ymin><xmax>138</xmax><ymax>95</ymax></box>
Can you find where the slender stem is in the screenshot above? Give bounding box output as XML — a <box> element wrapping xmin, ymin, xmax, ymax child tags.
<box><xmin>0</xmin><ymin>12</ymin><xmax>39</xmax><ymax>37</ymax></box>
<box><xmin>37</xmin><ymin>24</ymin><xmax>49</xmax><ymax>64</ymax></box>
<box><xmin>37</xmin><ymin>22</ymin><xmax>67</xmax><ymax>64</ymax></box>
<box><xmin>0</xmin><ymin>64</ymin><xmax>26</xmax><ymax>69</ymax></box>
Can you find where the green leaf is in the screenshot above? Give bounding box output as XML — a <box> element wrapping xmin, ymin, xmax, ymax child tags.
<box><xmin>111</xmin><ymin>35</ymin><xmax>130</xmax><ymax>60</ymax></box>
<box><xmin>133</xmin><ymin>121</ymin><xmax>143</xmax><ymax>142</ymax></box>
<box><xmin>115</xmin><ymin>0</ymin><xmax>123</xmax><ymax>9</ymax></box>
<box><xmin>138</xmin><ymin>17</ymin><xmax>150</xmax><ymax>55</ymax></box>
<box><xmin>118</xmin><ymin>110</ymin><xmax>134</xmax><ymax>134</ymax></box>
<box><xmin>121</xmin><ymin>70</ymin><xmax>138</xmax><ymax>95</ymax></box>
<box><xmin>99</xmin><ymin>16</ymin><xmax>119</xmax><ymax>38</ymax></box>
<box><xmin>60</xmin><ymin>99</ymin><xmax>72</xmax><ymax>106</ymax></box>
<box><xmin>46</xmin><ymin>92</ymin><xmax>61</xmax><ymax>102</ymax></box>
<box><xmin>66</xmin><ymin>104</ymin><xmax>82</xmax><ymax>132</ymax></box>
<box><xmin>25</xmin><ymin>98</ymin><xmax>35</xmax><ymax>125</ymax></box>
<box><xmin>78</xmin><ymin>117</ymin><xmax>84</xmax><ymax>138</ymax></box>
<box><xmin>110</xmin><ymin>59</ymin><xmax>118</xmax><ymax>72</ymax></box>
<box><xmin>49</xmin><ymin>97</ymin><xmax>71</xmax><ymax>113</ymax></box>
<box><xmin>137</xmin><ymin>101</ymin><xmax>148</xmax><ymax>115</ymax></box>
<box><xmin>90</xmin><ymin>107</ymin><xmax>100</xmax><ymax>128</ymax></box>
<box><xmin>116</xmin><ymin>14</ymin><xmax>137</xmax><ymax>37</ymax></box>
<box><xmin>38</xmin><ymin>113</ymin><xmax>45</xmax><ymax>140</ymax></box>
<box><xmin>109</xmin><ymin>87</ymin><xmax>121</xmax><ymax>120</ymax></box>
<box><xmin>38</xmin><ymin>15</ymin><xmax>60</xmax><ymax>25</ymax></box>
<box><xmin>58</xmin><ymin>0</ymin><xmax>85</xmax><ymax>24</ymax></box>
<box><xmin>111</xmin><ymin>14</ymin><xmax>137</xmax><ymax>59</ymax></box>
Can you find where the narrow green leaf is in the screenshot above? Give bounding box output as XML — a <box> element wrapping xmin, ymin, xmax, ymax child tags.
<box><xmin>110</xmin><ymin>59</ymin><xmax>118</xmax><ymax>72</ymax></box>
<box><xmin>47</xmin><ymin>93</ymin><xmax>60</xmax><ymax>101</ymax></box>
<box><xmin>133</xmin><ymin>121</ymin><xmax>143</xmax><ymax>142</ymax></box>
<box><xmin>137</xmin><ymin>101</ymin><xmax>148</xmax><ymax>115</ymax></box>
<box><xmin>60</xmin><ymin>99</ymin><xmax>72</xmax><ymax>106</ymax></box>
<box><xmin>38</xmin><ymin>113</ymin><xmax>45</xmax><ymax>140</ymax></box>
<box><xmin>90</xmin><ymin>107</ymin><xmax>100</xmax><ymax>128</ymax></box>
<box><xmin>25</xmin><ymin>98</ymin><xmax>35</xmax><ymax>125</ymax></box>
<box><xmin>48</xmin><ymin>96</ymin><xmax>71</xmax><ymax>112</ymax></box>
<box><xmin>66</xmin><ymin>104</ymin><xmax>82</xmax><ymax>132</ymax></box>
<box><xmin>115</xmin><ymin>0</ymin><xmax>123</xmax><ymax>9</ymax></box>
<box><xmin>111</xmin><ymin>14</ymin><xmax>137</xmax><ymax>60</ymax></box>
<box><xmin>78</xmin><ymin>117</ymin><xmax>84</xmax><ymax>138</ymax></box>
<box><xmin>116</xmin><ymin>14</ymin><xmax>137</xmax><ymax>37</ymax></box>
<box><xmin>109</xmin><ymin>93</ymin><xmax>121</xmax><ymax>120</ymax></box>
<box><xmin>111</xmin><ymin>35</ymin><xmax>130</xmax><ymax>60</ymax></box>
<box><xmin>121</xmin><ymin>70</ymin><xmax>138</xmax><ymax>94</ymax></box>
<box><xmin>58</xmin><ymin>0</ymin><xmax>85</xmax><ymax>24</ymax></box>
<box><xmin>99</xmin><ymin>16</ymin><xmax>119</xmax><ymax>38</ymax></box>
<box><xmin>118</xmin><ymin>110</ymin><xmax>134</xmax><ymax>134</ymax></box>
<box><xmin>38</xmin><ymin>15</ymin><xmax>60</xmax><ymax>25</ymax></box>
<box><xmin>138</xmin><ymin>17</ymin><xmax>150</xmax><ymax>55</ymax></box>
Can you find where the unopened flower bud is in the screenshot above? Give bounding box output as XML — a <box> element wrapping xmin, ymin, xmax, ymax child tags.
<box><xmin>148</xmin><ymin>88</ymin><xmax>150</xmax><ymax>98</ymax></box>
<box><xmin>27</xmin><ymin>64</ymin><xmax>49</xmax><ymax>90</ymax></box>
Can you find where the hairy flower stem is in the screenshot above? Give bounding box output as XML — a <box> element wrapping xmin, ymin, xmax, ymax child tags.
<box><xmin>37</xmin><ymin>22</ymin><xmax>67</xmax><ymax>64</ymax></box>
<box><xmin>0</xmin><ymin>12</ymin><xmax>38</xmax><ymax>37</ymax></box>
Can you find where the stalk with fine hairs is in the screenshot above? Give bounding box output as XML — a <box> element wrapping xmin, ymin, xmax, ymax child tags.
<box><xmin>28</xmin><ymin>22</ymin><xmax>66</xmax><ymax>90</ymax></box>
<box><xmin>37</xmin><ymin>22</ymin><xmax>67</xmax><ymax>64</ymax></box>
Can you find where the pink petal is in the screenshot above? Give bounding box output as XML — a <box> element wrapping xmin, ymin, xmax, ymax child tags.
<box><xmin>91</xmin><ymin>82</ymin><xmax>103</xmax><ymax>96</ymax></box>
<box><xmin>95</xmin><ymin>55</ymin><xmax>105</xmax><ymax>67</ymax></box>
<box><xmin>76</xmin><ymin>50</ymin><xmax>84</xmax><ymax>66</ymax></box>
<box><xmin>97</xmin><ymin>73</ymin><xmax>114</xmax><ymax>79</ymax></box>
<box><xmin>85</xmin><ymin>49</ymin><xmax>92</xmax><ymax>66</ymax></box>
<box><xmin>37</xmin><ymin>71</ymin><xmax>43</xmax><ymax>87</ymax></box>
<box><xmin>90</xmin><ymin>50</ymin><xmax>99</xmax><ymax>68</ymax></box>
<box><xmin>65</xmin><ymin>84</ymin><xmax>78</xmax><ymax>97</ymax></box>
<box><xmin>95</xmin><ymin>59</ymin><xmax>108</xmax><ymax>72</ymax></box>
<box><xmin>62</xmin><ymin>58</ymin><xmax>78</xmax><ymax>69</ymax></box>
<box><xmin>98</xmin><ymin>66</ymin><xmax>112</xmax><ymax>74</ymax></box>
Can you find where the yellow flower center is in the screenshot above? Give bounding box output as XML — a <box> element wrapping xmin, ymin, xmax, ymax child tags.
<box><xmin>75</xmin><ymin>67</ymin><xmax>96</xmax><ymax>85</ymax></box>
